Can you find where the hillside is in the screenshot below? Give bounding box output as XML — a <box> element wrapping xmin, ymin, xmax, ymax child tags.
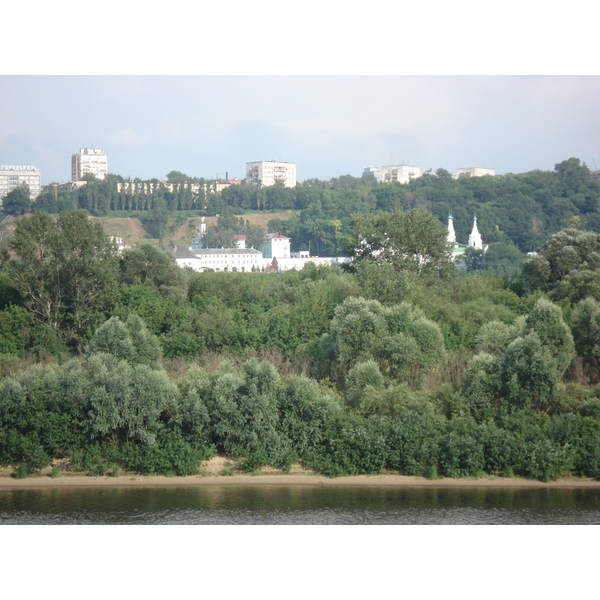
<box><xmin>0</xmin><ymin>210</ymin><xmax>297</xmax><ymax>250</ymax></box>
<box><xmin>96</xmin><ymin>211</ymin><xmax>297</xmax><ymax>247</ymax></box>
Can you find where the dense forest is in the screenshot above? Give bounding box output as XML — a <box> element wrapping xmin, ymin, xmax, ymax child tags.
<box><xmin>6</xmin><ymin>157</ymin><xmax>599</xmax><ymax>263</ymax></box>
<box><xmin>1</xmin><ymin>158</ymin><xmax>600</xmax><ymax>481</ymax></box>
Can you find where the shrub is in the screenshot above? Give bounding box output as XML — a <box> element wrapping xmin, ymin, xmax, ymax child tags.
<box><xmin>439</xmin><ymin>432</ymin><xmax>485</xmax><ymax>478</ymax></box>
<box><xmin>14</xmin><ymin>463</ymin><xmax>28</xmax><ymax>479</ymax></box>
<box><xmin>345</xmin><ymin>360</ymin><xmax>384</xmax><ymax>408</ymax></box>
<box><xmin>521</xmin><ymin>438</ymin><xmax>574</xmax><ymax>482</ymax></box>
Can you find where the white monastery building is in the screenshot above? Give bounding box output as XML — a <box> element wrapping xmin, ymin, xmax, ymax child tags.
<box><xmin>0</xmin><ymin>165</ymin><xmax>42</xmax><ymax>200</ymax></box>
<box><xmin>168</xmin><ymin>246</ymin><xmax>263</xmax><ymax>272</ymax></box>
<box><xmin>261</xmin><ymin>233</ymin><xmax>291</xmax><ymax>259</ymax></box>
<box><xmin>71</xmin><ymin>148</ymin><xmax>108</xmax><ymax>181</ymax></box>
<box><xmin>246</xmin><ymin>161</ymin><xmax>296</xmax><ymax>188</ymax></box>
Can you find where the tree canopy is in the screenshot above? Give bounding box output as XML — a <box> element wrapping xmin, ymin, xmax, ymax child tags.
<box><xmin>7</xmin><ymin>210</ymin><xmax>120</xmax><ymax>348</ymax></box>
<box><xmin>343</xmin><ymin>209</ymin><xmax>454</xmax><ymax>279</ymax></box>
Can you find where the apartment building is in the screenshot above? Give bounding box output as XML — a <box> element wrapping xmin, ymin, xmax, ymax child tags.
<box><xmin>363</xmin><ymin>164</ymin><xmax>421</xmax><ymax>184</ymax></box>
<box><xmin>0</xmin><ymin>165</ymin><xmax>42</xmax><ymax>200</ymax></box>
<box><xmin>453</xmin><ymin>167</ymin><xmax>495</xmax><ymax>179</ymax></box>
<box><xmin>246</xmin><ymin>161</ymin><xmax>296</xmax><ymax>188</ymax></box>
<box><xmin>71</xmin><ymin>148</ymin><xmax>108</xmax><ymax>181</ymax></box>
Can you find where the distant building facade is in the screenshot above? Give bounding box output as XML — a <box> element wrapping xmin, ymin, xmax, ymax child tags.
<box><xmin>261</xmin><ymin>233</ymin><xmax>291</xmax><ymax>258</ymax></box>
<box><xmin>0</xmin><ymin>165</ymin><xmax>42</xmax><ymax>200</ymax></box>
<box><xmin>261</xmin><ymin>256</ymin><xmax>351</xmax><ymax>272</ymax></box>
<box><xmin>453</xmin><ymin>167</ymin><xmax>495</xmax><ymax>179</ymax></box>
<box><xmin>246</xmin><ymin>161</ymin><xmax>296</xmax><ymax>188</ymax></box>
<box><xmin>362</xmin><ymin>164</ymin><xmax>421</xmax><ymax>184</ymax></box>
<box><xmin>168</xmin><ymin>246</ymin><xmax>262</xmax><ymax>272</ymax></box>
<box><xmin>108</xmin><ymin>236</ymin><xmax>129</xmax><ymax>253</ymax></box>
<box><xmin>71</xmin><ymin>148</ymin><xmax>108</xmax><ymax>181</ymax></box>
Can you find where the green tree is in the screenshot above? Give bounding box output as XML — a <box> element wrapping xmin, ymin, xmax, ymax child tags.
<box><xmin>82</xmin><ymin>353</ymin><xmax>177</xmax><ymax>444</ymax></box>
<box><xmin>554</xmin><ymin>157</ymin><xmax>591</xmax><ymax>195</ymax></box>
<box><xmin>499</xmin><ymin>334</ymin><xmax>558</xmax><ymax>412</ymax></box>
<box><xmin>120</xmin><ymin>242</ymin><xmax>187</xmax><ymax>293</ymax></box>
<box><xmin>201</xmin><ymin>225</ymin><xmax>238</xmax><ymax>249</ymax></box>
<box><xmin>151</xmin><ymin>197</ymin><xmax>169</xmax><ymax>246</ymax></box>
<box><xmin>521</xmin><ymin>228</ymin><xmax>600</xmax><ymax>299</ymax></box>
<box><xmin>345</xmin><ymin>360</ymin><xmax>384</xmax><ymax>408</ymax></box>
<box><xmin>2</xmin><ymin>187</ymin><xmax>31</xmax><ymax>216</ymax></box>
<box><xmin>7</xmin><ymin>211</ymin><xmax>120</xmax><ymax>349</ymax></box>
<box><xmin>86</xmin><ymin>314</ymin><xmax>161</xmax><ymax>367</ymax></box>
<box><xmin>523</xmin><ymin>298</ymin><xmax>575</xmax><ymax>375</ymax></box>
<box><xmin>329</xmin><ymin>297</ymin><xmax>387</xmax><ymax>368</ymax></box>
<box><xmin>343</xmin><ymin>209</ymin><xmax>454</xmax><ymax>279</ymax></box>
<box><xmin>570</xmin><ymin>297</ymin><xmax>600</xmax><ymax>381</ymax></box>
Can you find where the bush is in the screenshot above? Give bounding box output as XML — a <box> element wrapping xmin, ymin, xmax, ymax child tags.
<box><xmin>439</xmin><ymin>432</ymin><xmax>485</xmax><ymax>478</ymax></box>
<box><xmin>521</xmin><ymin>438</ymin><xmax>574</xmax><ymax>482</ymax></box>
<box><xmin>121</xmin><ymin>428</ymin><xmax>213</xmax><ymax>476</ymax></box>
<box><xmin>306</xmin><ymin>415</ymin><xmax>389</xmax><ymax>477</ymax></box>
<box><xmin>14</xmin><ymin>463</ymin><xmax>28</xmax><ymax>479</ymax></box>
<box><xmin>386</xmin><ymin>409</ymin><xmax>445</xmax><ymax>476</ymax></box>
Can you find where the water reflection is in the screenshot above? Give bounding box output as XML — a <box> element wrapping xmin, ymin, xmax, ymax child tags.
<box><xmin>1</xmin><ymin>485</ymin><xmax>600</xmax><ymax>525</ymax></box>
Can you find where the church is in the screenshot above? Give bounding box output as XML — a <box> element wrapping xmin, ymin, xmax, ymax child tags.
<box><xmin>446</xmin><ymin>215</ymin><xmax>486</xmax><ymax>262</ymax></box>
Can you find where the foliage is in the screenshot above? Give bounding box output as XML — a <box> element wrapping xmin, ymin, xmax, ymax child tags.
<box><xmin>499</xmin><ymin>334</ymin><xmax>558</xmax><ymax>412</ymax></box>
<box><xmin>345</xmin><ymin>360</ymin><xmax>384</xmax><ymax>408</ymax></box>
<box><xmin>522</xmin><ymin>298</ymin><xmax>575</xmax><ymax>375</ymax></box>
<box><xmin>86</xmin><ymin>314</ymin><xmax>162</xmax><ymax>367</ymax></box>
<box><xmin>570</xmin><ymin>297</ymin><xmax>600</xmax><ymax>380</ymax></box>
<box><xmin>329</xmin><ymin>297</ymin><xmax>387</xmax><ymax>368</ymax></box>
<box><xmin>7</xmin><ymin>210</ymin><xmax>120</xmax><ymax>349</ymax></box>
<box><xmin>343</xmin><ymin>209</ymin><xmax>455</xmax><ymax>279</ymax></box>
<box><xmin>2</xmin><ymin>187</ymin><xmax>31</xmax><ymax>216</ymax></box>
<box><xmin>120</xmin><ymin>242</ymin><xmax>187</xmax><ymax>293</ymax></box>
<box><xmin>522</xmin><ymin>228</ymin><xmax>600</xmax><ymax>301</ymax></box>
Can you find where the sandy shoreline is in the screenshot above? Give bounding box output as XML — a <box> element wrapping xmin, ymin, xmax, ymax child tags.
<box><xmin>2</xmin><ymin>456</ymin><xmax>599</xmax><ymax>491</ymax></box>
<box><xmin>2</xmin><ymin>472</ymin><xmax>600</xmax><ymax>491</ymax></box>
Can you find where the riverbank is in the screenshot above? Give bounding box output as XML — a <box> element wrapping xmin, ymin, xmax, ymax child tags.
<box><xmin>2</xmin><ymin>473</ymin><xmax>600</xmax><ymax>491</ymax></box>
<box><xmin>1</xmin><ymin>456</ymin><xmax>599</xmax><ymax>490</ymax></box>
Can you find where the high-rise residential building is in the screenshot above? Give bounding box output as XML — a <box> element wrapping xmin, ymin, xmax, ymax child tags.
<box><xmin>0</xmin><ymin>165</ymin><xmax>42</xmax><ymax>201</ymax></box>
<box><xmin>245</xmin><ymin>161</ymin><xmax>296</xmax><ymax>188</ymax></box>
<box><xmin>363</xmin><ymin>164</ymin><xmax>421</xmax><ymax>184</ymax></box>
<box><xmin>453</xmin><ymin>167</ymin><xmax>495</xmax><ymax>179</ymax></box>
<box><xmin>71</xmin><ymin>148</ymin><xmax>108</xmax><ymax>181</ymax></box>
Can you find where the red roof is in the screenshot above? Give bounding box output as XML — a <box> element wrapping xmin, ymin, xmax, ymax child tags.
<box><xmin>264</xmin><ymin>232</ymin><xmax>290</xmax><ymax>240</ymax></box>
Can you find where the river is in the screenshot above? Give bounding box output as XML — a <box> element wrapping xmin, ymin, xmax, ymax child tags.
<box><xmin>2</xmin><ymin>484</ymin><xmax>600</xmax><ymax>524</ymax></box>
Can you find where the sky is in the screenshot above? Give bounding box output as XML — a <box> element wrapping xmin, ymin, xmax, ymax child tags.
<box><xmin>1</xmin><ymin>2</ymin><xmax>598</xmax><ymax>188</ymax></box>
<box><xmin>2</xmin><ymin>74</ymin><xmax>599</xmax><ymax>185</ymax></box>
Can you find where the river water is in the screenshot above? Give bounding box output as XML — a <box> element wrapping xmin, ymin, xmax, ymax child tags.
<box><xmin>2</xmin><ymin>484</ymin><xmax>600</xmax><ymax>524</ymax></box>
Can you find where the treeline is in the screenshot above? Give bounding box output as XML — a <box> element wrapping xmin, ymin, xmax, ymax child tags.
<box><xmin>5</xmin><ymin>158</ymin><xmax>600</xmax><ymax>267</ymax></box>
<box><xmin>2</xmin><ymin>303</ymin><xmax>600</xmax><ymax>481</ymax></box>
<box><xmin>1</xmin><ymin>209</ymin><xmax>600</xmax><ymax>479</ymax></box>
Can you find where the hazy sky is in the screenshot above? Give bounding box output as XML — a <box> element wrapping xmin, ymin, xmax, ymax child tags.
<box><xmin>1</xmin><ymin>75</ymin><xmax>599</xmax><ymax>185</ymax></box>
